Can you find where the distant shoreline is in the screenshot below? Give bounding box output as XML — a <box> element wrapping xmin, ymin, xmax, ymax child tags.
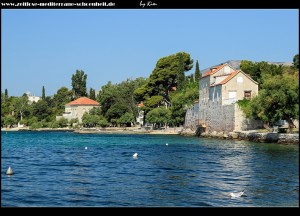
<box><xmin>1</xmin><ymin>127</ymin><xmax>181</xmax><ymax>135</ymax></box>
<box><xmin>2</xmin><ymin>127</ymin><xmax>298</xmax><ymax>144</ymax></box>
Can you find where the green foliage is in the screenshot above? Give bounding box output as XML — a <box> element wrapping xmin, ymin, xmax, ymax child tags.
<box><xmin>52</xmin><ymin>87</ymin><xmax>73</xmax><ymax>115</ymax></box>
<box><xmin>144</xmin><ymin>95</ymin><xmax>164</xmax><ymax>110</ymax></box>
<box><xmin>118</xmin><ymin>112</ymin><xmax>135</xmax><ymax>126</ymax></box>
<box><xmin>293</xmin><ymin>54</ymin><xmax>299</xmax><ymax>69</ymax></box>
<box><xmin>82</xmin><ymin>113</ymin><xmax>110</xmax><ymax>128</ymax></box>
<box><xmin>240</xmin><ymin>60</ymin><xmax>284</xmax><ymax>87</ymax></box>
<box><xmin>134</xmin><ymin>52</ymin><xmax>193</xmax><ymax>105</ymax></box>
<box><xmin>72</xmin><ymin>69</ymin><xmax>87</xmax><ymax>99</ymax></box>
<box><xmin>236</xmin><ymin>99</ymin><xmax>252</xmax><ymax>118</ymax></box>
<box><xmin>247</xmin><ymin>72</ymin><xmax>299</xmax><ymax>131</ymax></box>
<box><xmin>177</xmin><ymin>53</ymin><xmax>186</xmax><ymax>91</ymax></box>
<box><xmin>9</xmin><ymin>95</ymin><xmax>30</xmax><ymax>121</ymax></box>
<box><xmin>170</xmin><ymin>85</ymin><xmax>199</xmax><ymax>126</ymax></box>
<box><xmin>29</xmin><ymin>122</ymin><xmax>43</xmax><ymax>129</ymax></box>
<box><xmin>57</xmin><ymin>117</ymin><xmax>68</xmax><ymax>127</ymax></box>
<box><xmin>195</xmin><ymin>60</ymin><xmax>201</xmax><ymax>81</ymax></box>
<box><xmin>97</xmin><ymin>78</ymin><xmax>146</xmax><ymax>123</ymax></box>
<box><xmin>3</xmin><ymin>115</ymin><xmax>17</xmax><ymax>128</ymax></box>
<box><xmin>5</xmin><ymin>89</ymin><xmax>8</xmax><ymax>97</ymax></box>
<box><xmin>32</xmin><ymin>100</ymin><xmax>53</xmax><ymax>121</ymax></box>
<box><xmin>146</xmin><ymin>107</ymin><xmax>171</xmax><ymax>128</ymax></box>
<box><xmin>42</xmin><ymin>86</ymin><xmax>45</xmax><ymax>100</ymax></box>
<box><xmin>89</xmin><ymin>88</ymin><xmax>96</xmax><ymax>100</ymax></box>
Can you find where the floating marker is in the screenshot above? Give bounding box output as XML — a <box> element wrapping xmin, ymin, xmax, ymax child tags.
<box><xmin>6</xmin><ymin>166</ymin><xmax>13</xmax><ymax>175</ymax></box>
<box><xmin>166</xmin><ymin>143</ymin><xmax>168</xmax><ymax>146</ymax></box>
<box><xmin>133</xmin><ymin>153</ymin><xmax>138</xmax><ymax>159</ymax></box>
<box><xmin>85</xmin><ymin>147</ymin><xmax>87</xmax><ymax>150</ymax></box>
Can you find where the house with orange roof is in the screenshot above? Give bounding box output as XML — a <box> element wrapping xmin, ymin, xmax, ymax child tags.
<box><xmin>56</xmin><ymin>97</ymin><xmax>100</xmax><ymax>123</ymax></box>
<box><xmin>186</xmin><ymin>63</ymin><xmax>262</xmax><ymax>133</ymax></box>
<box><xmin>136</xmin><ymin>102</ymin><xmax>145</xmax><ymax>126</ymax></box>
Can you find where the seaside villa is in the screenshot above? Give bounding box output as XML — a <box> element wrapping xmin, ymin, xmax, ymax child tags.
<box><xmin>56</xmin><ymin>97</ymin><xmax>100</xmax><ymax>123</ymax></box>
<box><xmin>185</xmin><ymin>63</ymin><xmax>263</xmax><ymax>133</ymax></box>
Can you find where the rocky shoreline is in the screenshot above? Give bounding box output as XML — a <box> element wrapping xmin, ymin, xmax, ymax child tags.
<box><xmin>2</xmin><ymin>127</ymin><xmax>298</xmax><ymax>144</ymax></box>
<box><xmin>180</xmin><ymin>128</ymin><xmax>299</xmax><ymax>144</ymax></box>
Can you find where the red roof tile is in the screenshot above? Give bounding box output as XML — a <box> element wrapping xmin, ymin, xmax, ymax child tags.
<box><xmin>202</xmin><ymin>64</ymin><xmax>226</xmax><ymax>77</ymax></box>
<box><xmin>218</xmin><ymin>70</ymin><xmax>239</xmax><ymax>85</ymax></box>
<box><xmin>137</xmin><ymin>102</ymin><xmax>144</xmax><ymax>107</ymax></box>
<box><xmin>66</xmin><ymin>97</ymin><xmax>100</xmax><ymax>106</ymax></box>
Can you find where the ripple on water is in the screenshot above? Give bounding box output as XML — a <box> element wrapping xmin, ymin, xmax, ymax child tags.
<box><xmin>1</xmin><ymin>132</ymin><xmax>298</xmax><ymax>207</ymax></box>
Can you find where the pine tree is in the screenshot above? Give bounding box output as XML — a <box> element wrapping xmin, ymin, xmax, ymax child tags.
<box><xmin>5</xmin><ymin>89</ymin><xmax>8</xmax><ymax>98</ymax></box>
<box><xmin>42</xmin><ymin>86</ymin><xmax>45</xmax><ymax>100</ymax></box>
<box><xmin>177</xmin><ymin>53</ymin><xmax>185</xmax><ymax>90</ymax></box>
<box><xmin>195</xmin><ymin>60</ymin><xmax>201</xmax><ymax>81</ymax></box>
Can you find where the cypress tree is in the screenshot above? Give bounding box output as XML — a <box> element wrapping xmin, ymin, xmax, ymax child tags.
<box><xmin>42</xmin><ymin>86</ymin><xmax>45</xmax><ymax>100</ymax></box>
<box><xmin>195</xmin><ymin>60</ymin><xmax>201</xmax><ymax>81</ymax></box>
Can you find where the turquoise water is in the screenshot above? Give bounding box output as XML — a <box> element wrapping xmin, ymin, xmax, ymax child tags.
<box><xmin>1</xmin><ymin>131</ymin><xmax>299</xmax><ymax>207</ymax></box>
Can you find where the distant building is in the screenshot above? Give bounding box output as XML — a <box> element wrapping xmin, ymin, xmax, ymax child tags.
<box><xmin>185</xmin><ymin>63</ymin><xmax>263</xmax><ymax>132</ymax></box>
<box><xmin>25</xmin><ymin>92</ymin><xmax>41</xmax><ymax>103</ymax></box>
<box><xmin>56</xmin><ymin>97</ymin><xmax>100</xmax><ymax>123</ymax></box>
<box><xmin>136</xmin><ymin>102</ymin><xmax>144</xmax><ymax>126</ymax></box>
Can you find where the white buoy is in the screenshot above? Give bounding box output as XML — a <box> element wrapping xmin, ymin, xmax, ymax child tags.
<box><xmin>6</xmin><ymin>166</ymin><xmax>13</xmax><ymax>175</ymax></box>
<box><xmin>166</xmin><ymin>143</ymin><xmax>168</xmax><ymax>146</ymax></box>
<box><xmin>85</xmin><ymin>147</ymin><xmax>87</xmax><ymax>150</ymax></box>
<box><xmin>133</xmin><ymin>153</ymin><xmax>138</xmax><ymax>159</ymax></box>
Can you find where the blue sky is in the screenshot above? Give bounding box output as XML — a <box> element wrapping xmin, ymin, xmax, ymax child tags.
<box><xmin>2</xmin><ymin>9</ymin><xmax>299</xmax><ymax>96</ymax></box>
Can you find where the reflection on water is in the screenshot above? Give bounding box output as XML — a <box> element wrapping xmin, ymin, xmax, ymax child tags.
<box><xmin>1</xmin><ymin>132</ymin><xmax>299</xmax><ymax>207</ymax></box>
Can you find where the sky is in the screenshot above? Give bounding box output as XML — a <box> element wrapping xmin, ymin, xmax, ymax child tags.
<box><xmin>2</xmin><ymin>9</ymin><xmax>299</xmax><ymax>96</ymax></box>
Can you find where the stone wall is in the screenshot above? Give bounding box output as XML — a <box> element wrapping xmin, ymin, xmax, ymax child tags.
<box><xmin>205</xmin><ymin>101</ymin><xmax>235</xmax><ymax>133</ymax></box>
<box><xmin>234</xmin><ymin>104</ymin><xmax>263</xmax><ymax>131</ymax></box>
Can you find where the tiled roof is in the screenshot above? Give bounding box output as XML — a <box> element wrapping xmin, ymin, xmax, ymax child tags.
<box><xmin>215</xmin><ymin>70</ymin><xmax>258</xmax><ymax>85</ymax></box>
<box><xmin>218</xmin><ymin>70</ymin><xmax>239</xmax><ymax>85</ymax></box>
<box><xmin>66</xmin><ymin>97</ymin><xmax>100</xmax><ymax>106</ymax></box>
<box><xmin>202</xmin><ymin>64</ymin><xmax>226</xmax><ymax>77</ymax></box>
<box><xmin>137</xmin><ymin>102</ymin><xmax>144</xmax><ymax>107</ymax></box>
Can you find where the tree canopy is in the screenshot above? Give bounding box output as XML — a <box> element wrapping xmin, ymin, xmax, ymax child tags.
<box><xmin>72</xmin><ymin>70</ymin><xmax>87</xmax><ymax>99</ymax></box>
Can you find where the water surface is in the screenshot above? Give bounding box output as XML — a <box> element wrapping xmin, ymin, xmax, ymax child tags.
<box><xmin>1</xmin><ymin>131</ymin><xmax>298</xmax><ymax>207</ymax></box>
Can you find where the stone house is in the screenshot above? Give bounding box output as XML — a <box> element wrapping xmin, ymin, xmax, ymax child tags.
<box><xmin>136</xmin><ymin>102</ymin><xmax>145</xmax><ymax>126</ymax></box>
<box><xmin>195</xmin><ymin>63</ymin><xmax>262</xmax><ymax>133</ymax></box>
<box><xmin>56</xmin><ymin>97</ymin><xmax>100</xmax><ymax>123</ymax></box>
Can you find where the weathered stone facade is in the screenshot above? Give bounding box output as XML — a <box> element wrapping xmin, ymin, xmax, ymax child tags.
<box><xmin>185</xmin><ymin>63</ymin><xmax>263</xmax><ymax>133</ymax></box>
<box><xmin>184</xmin><ymin>102</ymin><xmax>199</xmax><ymax>130</ymax></box>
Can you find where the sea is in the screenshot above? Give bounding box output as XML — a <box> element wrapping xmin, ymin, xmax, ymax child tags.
<box><xmin>1</xmin><ymin>131</ymin><xmax>299</xmax><ymax>207</ymax></box>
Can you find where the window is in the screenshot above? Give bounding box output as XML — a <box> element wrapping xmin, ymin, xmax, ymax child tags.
<box><xmin>228</xmin><ymin>91</ymin><xmax>236</xmax><ymax>99</ymax></box>
<box><xmin>244</xmin><ymin>91</ymin><xmax>251</xmax><ymax>99</ymax></box>
<box><xmin>237</xmin><ymin>76</ymin><xmax>243</xmax><ymax>83</ymax></box>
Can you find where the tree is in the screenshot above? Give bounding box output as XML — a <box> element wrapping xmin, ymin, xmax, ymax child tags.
<box><xmin>3</xmin><ymin>115</ymin><xmax>17</xmax><ymax>128</ymax></box>
<box><xmin>146</xmin><ymin>107</ymin><xmax>171</xmax><ymax>128</ymax></box>
<box><xmin>89</xmin><ymin>88</ymin><xmax>96</xmax><ymax>100</ymax></box>
<box><xmin>170</xmin><ymin>86</ymin><xmax>199</xmax><ymax>126</ymax></box>
<box><xmin>118</xmin><ymin>112</ymin><xmax>135</xmax><ymax>127</ymax></box>
<box><xmin>134</xmin><ymin>52</ymin><xmax>193</xmax><ymax>104</ymax></box>
<box><xmin>42</xmin><ymin>86</ymin><xmax>45</xmax><ymax>100</ymax></box>
<box><xmin>293</xmin><ymin>54</ymin><xmax>299</xmax><ymax>69</ymax></box>
<box><xmin>52</xmin><ymin>87</ymin><xmax>73</xmax><ymax>115</ymax></box>
<box><xmin>248</xmin><ymin>72</ymin><xmax>299</xmax><ymax>132</ymax></box>
<box><xmin>10</xmin><ymin>95</ymin><xmax>29</xmax><ymax>121</ymax></box>
<box><xmin>240</xmin><ymin>60</ymin><xmax>284</xmax><ymax>87</ymax></box>
<box><xmin>97</xmin><ymin>78</ymin><xmax>146</xmax><ymax>124</ymax></box>
<box><xmin>195</xmin><ymin>60</ymin><xmax>201</xmax><ymax>81</ymax></box>
<box><xmin>71</xmin><ymin>70</ymin><xmax>87</xmax><ymax>99</ymax></box>
<box><xmin>5</xmin><ymin>89</ymin><xmax>8</xmax><ymax>98</ymax></box>
<box><xmin>177</xmin><ymin>53</ymin><xmax>185</xmax><ymax>91</ymax></box>
<box><xmin>32</xmin><ymin>100</ymin><xmax>53</xmax><ymax>121</ymax></box>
